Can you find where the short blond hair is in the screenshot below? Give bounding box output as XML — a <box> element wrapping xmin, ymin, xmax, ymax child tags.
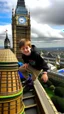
<box><xmin>19</xmin><ymin>39</ymin><xmax>31</xmax><ymax>49</ymax></box>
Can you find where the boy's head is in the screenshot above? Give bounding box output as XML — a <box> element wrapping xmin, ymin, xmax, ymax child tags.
<box><xmin>19</xmin><ymin>39</ymin><xmax>31</xmax><ymax>56</ymax></box>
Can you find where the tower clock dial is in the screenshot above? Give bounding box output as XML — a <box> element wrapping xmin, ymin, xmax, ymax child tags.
<box><xmin>18</xmin><ymin>16</ymin><xmax>26</xmax><ymax>24</ymax></box>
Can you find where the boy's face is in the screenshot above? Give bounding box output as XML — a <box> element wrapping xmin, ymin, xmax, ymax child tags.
<box><xmin>20</xmin><ymin>45</ymin><xmax>31</xmax><ymax>56</ymax></box>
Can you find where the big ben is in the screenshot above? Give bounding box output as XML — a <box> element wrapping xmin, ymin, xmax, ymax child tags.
<box><xmin>12</xmin><ymin>0</ymin><xmax>31</xmax><ymax>61</ymax></box>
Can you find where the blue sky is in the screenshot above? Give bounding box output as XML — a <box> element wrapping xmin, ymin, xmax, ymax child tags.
<box><xmin>0</xmin><ymin>0</ymin><xmax>64</xmax><ymax>48</ymax></box>
<box><xmin>51</xmin><ymin>25</ymin><xmax>64</xmax><ymax>30</ymax></box>
<box><xmin>0</xmin><ymin>14</ymin><xmax>11</xmax><ymax>25</ymax></box>
<box><xmin>0</xmin><ymin>1</ymin><xmax>12</xmax><ymax>25</ymax></box>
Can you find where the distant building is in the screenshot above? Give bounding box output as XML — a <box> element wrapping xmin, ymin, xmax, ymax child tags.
<box><xmin>46</xmin><ymin>52</ymin><xmax>54</xmax><ymax>58</ymax></box>
<box><xmin>12</xmin><ymin>0</ymin><xmax>31</xmax><ymax>60</ymax></box>
<box><xmin>55</xmin><ymin>54</ymin><xmax>60</xmax><ymax>68</ymax></box>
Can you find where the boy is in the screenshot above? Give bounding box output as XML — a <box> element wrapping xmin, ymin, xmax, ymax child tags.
<box><xmin>19</xmin><ymin>39</ymin><xmax>49</xmax><ymax>82</ymax></box>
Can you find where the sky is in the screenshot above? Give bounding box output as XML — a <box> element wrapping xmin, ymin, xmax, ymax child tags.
<box><xmin>0</xmin><ymin>0</ymin><xmax>64</xmax><ymax>48</ymax></box>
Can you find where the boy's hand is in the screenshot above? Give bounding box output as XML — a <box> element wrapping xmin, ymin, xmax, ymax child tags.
<box><xmin>22</xmin><ymin>63</ymin><xmax>29</xmax><ymax>69</ymax></box>
<box><xmin>19</xmin><ymin>63</ymin><xmax>29</xmax><ymax>71</ymax></box>
<box><xmin>41</xmin><ymin>72</ymin><xmax>48</xmax><ymax>83</ymax></box>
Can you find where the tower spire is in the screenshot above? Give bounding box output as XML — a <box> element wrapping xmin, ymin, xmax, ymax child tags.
<box><xmin>16</xmin><ymin>0</ymin><xmax>27</xmax><ymax>15</ymax></box>
<box><xmin>4</xmin><ymin>30</ymin><xmax>11</xmax><ymax>49</ymax></box>
<box><xmin>17</xmin><ymin>0</ymin><xmax>25</xmax><ymax>7</ymax></box>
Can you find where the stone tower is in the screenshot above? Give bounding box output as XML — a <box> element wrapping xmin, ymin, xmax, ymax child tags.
<box><xmin>12</xmin><ymin>0</ymin><xmax>31</xmax><ymax>61</ymax></box>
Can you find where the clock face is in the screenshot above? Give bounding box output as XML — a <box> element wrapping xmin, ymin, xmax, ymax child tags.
<box><xmin>18</xmin><ymin>16</ymin><xmax>26</xmax><ymax>24</ymax></box>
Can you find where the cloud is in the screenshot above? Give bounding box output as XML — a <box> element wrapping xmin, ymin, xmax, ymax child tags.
<box><xmin>28</xmin><ymin>0</ymin><xmax>64</xmax><ymax>25</ymax></box>
<box><xmin>0</xmin><ymin>0</ymin><xmax>17</xmax><ymax>13</ymax></box>
<box><xmin>31</xmin><ymin>33</ymin><xmax>38</xmax><ymax>38</ymax></box>
<box><xmin>0</xmin><ymin>0</ymin><xmax>64</xmax><ymax>48</ymax></box>
<box><xmin>31</xmin><ymin>18</ymin><xmax>63</xmax><ymax>39</ymax></box>
<box><xmin>25</xmin><ymin>0</ymin><xmax>51</xmax><ymax>9</ymax></box>
<box><xmin>0</xmin><ymin>24</ymin><xmax>12</xmax><ymax>47</ymax></box>
<box><xmin>0</xmin><ymin>18</ymin><xmax>64</xmax><ymax>48</ymax></box>
<box><xmin>30</xmin><ymin>17</ymin><xmax>64</xmax><ymax>47</ymax></box>
<box><xmin>1</xmin><ymin>0</ymin><xmax>64</xmax><ymax>25</ymax></box>
<box><xmin>0</xmin><ymin>24</ymin><xmax>11</xmax><ymax>34</ymax></box>
<box><xmin>0</xmin><ymin>1</ymin><xmax>11</xmax><ymax>12</ymax></box>
<box><xmin>1</xmin><ymin>0</ymin><xmax>64</xmax><ymax>24</ymax></box>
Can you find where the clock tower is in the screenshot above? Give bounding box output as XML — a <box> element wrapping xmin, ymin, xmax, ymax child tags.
<box><xmin>12</xmin><ymin>0</ymin><xmax>31</xmax><ymax>61</ymax></box>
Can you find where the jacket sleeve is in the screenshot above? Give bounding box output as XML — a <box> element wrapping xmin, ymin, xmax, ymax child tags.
<box><xmin>35</xmin><ymin>52</ymin><xmax>49</xmax><ymax>71</ymax></box>
<box><xmin>41</xmin><ymin>59</ymin><xmax>49</xmax><ymax>71</ymax></box>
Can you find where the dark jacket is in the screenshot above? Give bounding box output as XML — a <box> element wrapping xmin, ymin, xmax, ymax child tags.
<box><xmin>22</xmin><ymin>45</ymin><xmax>49</xmax><ymax>71</ymax></box>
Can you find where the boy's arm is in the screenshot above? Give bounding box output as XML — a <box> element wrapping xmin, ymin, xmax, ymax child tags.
<box><xmin>41</xmin><ymin>72</ymin><xmax>48</xmax><ymax>82</ymax></box>
<box><xmin>19</xmin><ymin>63</ymin><xmax>29</xmax><ymax>71</ymax></box>
<box><xmin>19</xmin><ymin>55</ymin><xmax>29</xmax><ymax>71</ymax></box>
<box><xmin>34</xmin><ymin>52</ymin><xmax>49</xmax><ymax>82</ymax></box>
<box><xmin>35</xmin><ymin>52</ymin><xmax>49</xmax><ymax>71</ymax></box>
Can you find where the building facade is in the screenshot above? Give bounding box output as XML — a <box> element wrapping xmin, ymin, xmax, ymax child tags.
<box><xmin>12</xmin><ymin>0</ymin><xmax>31</xmax><ymax>60</ymax></box>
